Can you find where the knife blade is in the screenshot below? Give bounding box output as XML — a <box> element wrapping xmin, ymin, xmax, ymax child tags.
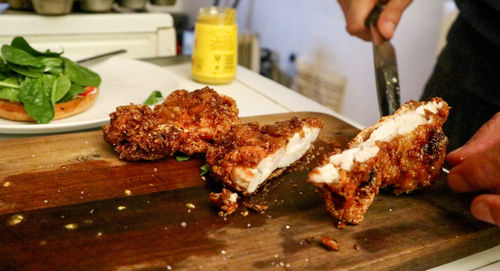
<box><xmin>365</xmin><ymin>3</ymin><xmax>401</xmax><ymax>117</ymax></box>
<box><xmin>364</xmin><ymin>6</ymin><xmax>451</xmax><ymax>175</ymax></box>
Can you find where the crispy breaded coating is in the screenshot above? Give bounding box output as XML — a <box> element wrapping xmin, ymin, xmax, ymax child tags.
<box><xmin>102</xmin><ymin>87</ymin><xmax>240</xmax><ymax>160</ymax></box>
<box><xmin>261</xmin><ymin>117</ymin><xmax>323</xmax><ymax>138</ymax></box>
<box><xmin>102</xmin><ymin>104</ymin><xmax>182</xmax><ymax>161</ymax></box>
<box><xmin>308</xmin><ymin>98</ymin><xmax>450</xmax><ymax>224</ymax></box>
<box><xmin>206</xmin><ymin>123</ymin><xmax>285</xmax><ymax>194</ymax></box>
<box><xmin>155</xmin><ymin>87</ymin><xmax>241</xmax><ymax>154</ymax></box>
<box><xmin>207</xmin><ymin>117</ymin><xmax>323</xmax><ymax>195</ymax></box>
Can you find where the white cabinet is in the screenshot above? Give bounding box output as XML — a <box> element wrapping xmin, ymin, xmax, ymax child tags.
<box><xmin>0</xmin><ymin>13</ymin><xmax>176</xmax><ymax>59</ymax></box>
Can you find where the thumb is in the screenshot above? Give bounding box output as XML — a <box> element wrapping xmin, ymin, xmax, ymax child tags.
<box><xmin>471</xmin><ymin>194</ymin><xmax>500</xmax><ymax>226</ymax></box>
<box><xmin>378</xmin><ymin>0</ymin><xmax>413</xmax><ymax>40</ymax></box>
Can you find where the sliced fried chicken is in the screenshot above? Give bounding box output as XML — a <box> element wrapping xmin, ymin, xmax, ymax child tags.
<box><xmin>102</xmin><ymin>104</ymin><xmax>182</xmax><ymax>161</ymax></box>
<box><xmin>308</xmin><ymin>98</ymin><xmax>450</xmax><ymax>224</ymax></box>
<box><xmin>155</xmin><ymin>87</ymin><xmax>240</xmax><ymax>154</ymax></box>
<box><xmin>207</xmin><ymin>117</ymin><xmax>323</xmax><ymax>196</ymax></box>
<box><xmin>102</xmin><ymin>87</ymin><xmax>240</xmax><ymax>160</ymax></box>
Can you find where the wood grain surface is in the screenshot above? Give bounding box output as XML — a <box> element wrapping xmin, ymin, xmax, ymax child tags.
<box><xmin>0</xmin><ymin>112</ymin><xmax>498</xmax><ymax>271</ymax></box>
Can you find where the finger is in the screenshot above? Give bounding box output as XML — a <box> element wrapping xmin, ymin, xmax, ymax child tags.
<box><xmin>447</xmin><ymin>112</ymin><xmax>500</xmax><ymax>167</ymax></box>
<box><xmin>339</xmin><ymin>0</ymin><xmax>378</xmax><ymax>41</ymax></box>
<box><xmin>471</xmin><ymin>194</ymin><xmax>500</xmax><ymax>226</ymax></box>
<box><xmin>377</xmin><ymin>0</ymin><xmax>413</xmax><ymax>40</ymax></box>
<box><xmin>447</xmin><ymin>141</ymin><xmax>500</xmax><ymax>192</ymax></box>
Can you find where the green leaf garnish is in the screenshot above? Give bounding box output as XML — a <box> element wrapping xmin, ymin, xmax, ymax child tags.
<box><xmin>144</xmin><ymin>90</ymin><xmax>163</xmax><ymax>106</ymax></box>
<box><xmin>200</xmin><ymin>164</ymin><xmax>210</xmax><ymax>176</ymax></box>
<box><xmin>0</xmin><ymin>77</ymin><xmax>19</xmax><ymax>89</ymax></box>
<box><xmin>63</xmin><ymin>57</ymin><xmax>101</xmax><ymax>87</ymax></box>
<box><xmin>57</xmin><ymin>83</ymin><xmax>84</xmax><ymax>103</ymax></box>
<box><xmin>176</xmin><ymin>156</ymin><xmax>190</xmax><ymax>162</ymax></box>
<box><xmin>19</xmin><ymin>75</ymin><xmax>56</xmax><ymax>124</ymax></box>
<box><xmin>1</xmin><ymin>45</ymin><xmax>44</xmax><ymax>67</ymax></box>
<box><xmin>0</xmin><ymin>87</ymin><xmax>20</xmax><ymax>102</ymax></box>
<box><xmin>51</xmin><ymin>74</ymin><xmax>71</xmax><ymax>106</ymax></box>
<box><xmin>11</xmin><ymin>36</ymin><xmax>63</xmax><ymax>57</ymax></box>
<box><xmin>7</xmin><ymin>63</ymin><xmax>44</xmax><ymax>78</ymax></box>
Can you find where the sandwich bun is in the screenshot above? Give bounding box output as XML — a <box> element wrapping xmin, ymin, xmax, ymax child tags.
<box><xmin>0</xmin><ymin>87</ymin><xmax>99</xmax><ymax>122</ymax></box>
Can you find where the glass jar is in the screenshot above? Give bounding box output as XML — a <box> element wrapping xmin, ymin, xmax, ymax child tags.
<box><xmin>191</xmin><ymin>7</ymin><xmax>238</xmax><ymax>84</ymax></box>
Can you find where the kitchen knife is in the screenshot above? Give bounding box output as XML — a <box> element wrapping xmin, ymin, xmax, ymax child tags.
<box><xmin>76</xmin><ymin>49</ymin><xmax>127</xmax><ymax>64</ymax></box>
<box><xmin>365</xmin><ymin>2</ymin><xmax>401</xmax><ymax>116</ymax></box>
<box><xmin>364</xmin><ymin>6</ymin><xmax>451</xmax><ymax>174</ymax></box>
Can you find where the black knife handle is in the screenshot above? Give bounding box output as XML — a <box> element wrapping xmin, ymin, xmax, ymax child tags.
<box><xmin>364</xmin><ymin>2</ymin><xmax>384</xmax><ymax>30</ymax></box>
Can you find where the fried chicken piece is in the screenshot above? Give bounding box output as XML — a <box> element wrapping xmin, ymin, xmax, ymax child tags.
<box><xmin>102</xmin><ymin>87</ymin><xmax>240</xmax><ymax>160</ymax></box>
<box><xmin>308</xmin><ymin>98</ymin><xmax>450</xmax><ymax>224</ymax></box>
<box><xmin>154</xmin><ymin>87</ymin><xmax>240</xmax><ymax>154</ymax></box>
<box><xmin>102</xmin><ymin>104</ymin><xmax>182</xmax><ymax>161</ymax></box>
<box><xmin>207</xmin><ymin>117</ymin><xmax>323</xmax><ymax>196</ymax></box>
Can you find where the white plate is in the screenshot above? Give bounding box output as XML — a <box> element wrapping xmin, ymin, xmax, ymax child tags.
<box><xmin>0</xmin><ymin>57</ymin><xmax>179</xmax><ymax>134</ymax></box>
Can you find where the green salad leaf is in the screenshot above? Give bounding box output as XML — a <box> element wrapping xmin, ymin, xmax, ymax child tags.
<box><xmin>41</xmin><ymin>57</ymin><xmax>64</xmax><ymax>74</ymax></box>
<box><xmin>144</xmin><ymin>90</ymin><xmax>163</xmax><ymax>105</ymax></box>
<box><xmin>57</xmin><ymin>83</ymin><xmax>84</xmax><ymax>103</ymax></box>
<box><xmin>1</xmin><ymin>45</ymin><xmax>44</xmax><ymax>67</ymax></box>
<box><xmin>11</xmin><ymin>36</ymin><xmax>63</xmax><ymax>57</ymax></box>
<box><xmin>200</xmin><ymin>164</ymin><xmax>210</xmax><ymax>176</ymax></box>
<box><xmin>0</xmin><ymin>77</ymin><xmax>19</xmax><ymax>89</ymax></box>
<box><xmin>7</xmin><ymin>63</ymin><xmax>44</xmax><ymax>78</ymax></box>
<box><xmin>175</xmin><ymin>155</ymin><xmax>190</xmax><ymax>162</ymax></box>
<box><xmin>63</xmin><ymin>58</ymin><xmax>101</xmax><ymax>87</ymax></box>
<box><xmin>19</xmin><ymin>75</ymin><xmax>56</xmax><ymax>124</ymax></box>
<box><xmin>0</xmin><ymin>88</ymin><xmax>20</xmax><ymax>102</ymax></box>
<box><xmin>0</xmin><ymin>60</ymin><xmax>9</xmax><ymax>79</ymax></box>
<box><xmin>0</xmin><ymin>37</ymin><xmax>101</xmax><ymax>123</ymax></box>
<box><xmin>51</xmin><ymin>74</ymin><xmax>71</xmax><ymax>106</ymax></box>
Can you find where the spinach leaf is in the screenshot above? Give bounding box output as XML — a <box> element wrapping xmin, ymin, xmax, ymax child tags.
<box><xmin>41</xmin><ymin>57</ymin><xmax>64</xmax><ymax>74</ymax></box>
<box><xmin>11</xmin><ymin>36</ymin><xmax>63</xmax><ymax>57</ymax></box>
<box><xmin>1</xmin><ymin>45</ymin><xmax>44</xmax><ymax>67</ymax></box>
<box><xmin>0</xmin><ymin>77</ymin><xmax>19</xmax><ymax>89</ymax></box>
<box><xmin>63</xmin><ymin>58</ymin><xmax>101</xmax><ymax>87</ymax></box>
<box><xmin>47</xmin><ymin>67</ymin><xmax>64</xmax><ymax>75</ymax></box>
<box><xmin>175</xmin><ymin>155</ymin><xmax>190</xmax><ymax>162</ymax></box>
<box><xmin>144</xmin><ymin>90</ymin><xmax>163</xmax><ymax>105</ymax></box>
<box><xmin>58</xmin><ymin>83</ymin><xmax>84</xmax><ymax>103</ymax></box>
<box><xmin>0</xmin><ymin>87</ymin><xmax>20</xmax><ymax>102</ymax></box>
<box><xmin>0</xmin><ymin>60</ymin><xmax>9</xmax><ymax>79</ymax></box>
<box><xmin>0</xmin><ymin>58</ymin><xmax>7</xmax><ymax>71</ymax></box>
<box><xmin>19</xmin><ymin>75</ymin><xmax>56</xmax><ymax>124</ymax></box>
<box><xmin>7</xmin><ymin>63</ymin><xmax>44</xmax><ymax>78</ymax></box>
<box><xmin>200</xmin><ymin>164</ymin><xmax>210</xmax><ymax>176</ymax></box>
<box><xmin>51</xmin><ymin>74</ymin><xmax>71</xmax><ymax>105</ymax></box>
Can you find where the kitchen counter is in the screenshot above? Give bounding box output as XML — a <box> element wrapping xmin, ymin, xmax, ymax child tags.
<box><xmin>0</xmin><ymin>56</ymin><xmax>363</xmax><ymax>140</ymax></box>
<box><xmin>0</xmin><ymin>57</ymin><xmax>498</xmax><ymax>270</ymax></box>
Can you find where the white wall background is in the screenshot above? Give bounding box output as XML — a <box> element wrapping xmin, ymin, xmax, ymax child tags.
<box><xmin>181</xmin><ymin>0</ymin><xmax>450</xmax><ymax>126</ymax></box>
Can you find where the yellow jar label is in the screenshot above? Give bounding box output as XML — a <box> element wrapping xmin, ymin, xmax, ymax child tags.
<box><xmin>192</xmin><ymin>22</ymin><xmax>238</xmax><ymax>84</ymax></box>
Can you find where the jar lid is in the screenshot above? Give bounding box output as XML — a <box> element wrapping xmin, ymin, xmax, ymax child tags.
<box><xmin>197</xmin><ymin>6</ymin><xmax>236</xmax><ymax>25</ymax></box>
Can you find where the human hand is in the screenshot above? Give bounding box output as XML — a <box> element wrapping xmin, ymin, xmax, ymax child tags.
<box><xmin>446</xmin><ymin>112</ymin><xmax>500</xmax><ymax>226</ymax></box>
<box><xmin>337</xmin><ymin>0</ymin><xmax>414</xmax><ymax>41</ymax></box>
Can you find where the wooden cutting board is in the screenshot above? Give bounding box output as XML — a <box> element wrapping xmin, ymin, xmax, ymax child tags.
<box><xmin>0</xmin><ymin>112</ymin><xmax>498</xmax><ymax>271</ymax></box>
